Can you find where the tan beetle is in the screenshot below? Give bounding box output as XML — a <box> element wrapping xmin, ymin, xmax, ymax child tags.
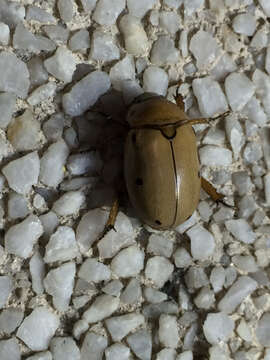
<box><xmin>106</xmin><ymin>92</ymin><xmax>227</xmax><ymax>231</ymax></box>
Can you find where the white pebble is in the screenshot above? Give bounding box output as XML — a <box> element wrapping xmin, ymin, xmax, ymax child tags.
<box><xmin>50</xmin><ymin>337</ymin><xmax>80</xmax><ymax>360</ymax></box>
<box><xmin>187</xmin><ymin>225</ymin><xmax>215</xmax><ymax>260</ymax></box>
<box><xmin>0</xmin><ymin>22</ymin><xmax>9</xmax><ymax>45</ymax></box>
<box><xmin>111</xmin><ymin>245</ymin><xmax>144</xmax><ymax>278</ymax></box>
<box><xmin>29</xmin><ymin>251</ymin><xmax>45</xmax><ymax>294</ymax></box>
<box><xmin>57</xmin><ymin>0</ymin><xmax>74</xmax><ymax>22</ymax></box>
<box><xmin>17</xmin><ymin>307</ymin><xmax>59</xmax><ymax>351</ymax></box>
<box><xmin>225</xmin><ymin>219</ymin><xmax>256</xmax><ymax>244</ymax></box>
<box><xmin>121</xmin><ymin>278</ymin><xmax>141</xmax><ymax>304</ymax></box>
<box><xmin>83</xmin><ymin>294</ymin><xmax>119</xmax><ymax>323</ymax></box>
<box><xmin>211</xmin><ymin>53</ymin><xmax>237</xmax><ymax>81</ymax></box>
<box><xmin>127</xmin><ymin>0</ymin><xmax>157</xmax><ymax>18</ymax></box>
<box><xmin>40</xmin><ymin>211</ymin><xmax>59</xmax><ymax>239</ymax></box>
<box><xmin>39</xmin><ymin>139</ymin><xmax>69</xmax><ymax>187</ymax></box>
<box><xmin>264</xmin><ymin>173</ymin><xmax>270</xmax><ymax>205</ymax></box>
<box><xmin>7</xmin><ymin>109</ymin><xmax>40</xmax><ymax>151</ymax></box>
<box><xmin>147</xmin><ymin>233</ymin><xmax>173</xmax><ymax>258</ymax></box>
<box><xmin>259</xmin><ymin>0</ymin><xmax>270</xmax><ymax>16</ymax></box>
<box><xmin>0</xmin><ymin>276</ymin><xmax>13</xmax><ymax>308</ymax></box>
<box><xmin>28</xmin><ymin>82</ymin><xmax>56</xmax><ymax>106</ymax></box>
<box><xmin>52</xmin><ymin>191</ymin><xmax>85</xmax><ymax>216</ymax></box>
<box><xmin>44</xmin><ymin>226</ymin><xmax>79</xmax><ymax>263</ymax></box>
<box><xmin>256</xmin><ymin>313</ymin><xmax>270</xmax><ymax>346</ymax></box>
<box><xmin>93</xmin><ymin>0</ymin><xmax>125</xmax><ymax>25</ymax></box>
<box><xmin>0</xmin><ymin>92</ymin><xmax>16</xmax><ymax>129</ymax></box>
<box><xmin>110</xmin><ymin>55</ymin><xmax>135</xmax><ymax>91</ymax></box>
<box><xmin>185</xmin><ymin>267</ymin><xmax>209</xmax><ymax>290</ymax></box>
<box><xmin>67</xmin><ymin>151</ymin><xmax>103</xmax><ymax>176</ymax></box>
<box><xmin>177</xmin><ymin>351</ymin><xmax>193</xmax><ymax>360</ymax></box>
<box><xmin>151</xmin><ymin>35</ymin><xmax>180</xmax><ymax>66</ymax></box>
<box><xmin>199</xmin><ymin>146</ymin><xmax>232</xmax><ymax>166</ymax></box>
<box><xmin>156</xmin><ymin>349</ymin><xmax>176</xmax><ymax>360</ymax></box>
<box><xmin>210</xmin><ymin>267</ymin><xmax>225</xmax><ymax>293</ymax></box>
<box><xmin>218</xmin><ymin>276</ymin><xmax>258</xmax><ymax>313</ymax></box>
<box><xmin>77</xmin><ymin>208</ymin><xmax>109</xmax><ymax>252</ymax></box>
<box><xmin>159</xmin><ymin>11</ymin><xmax>181</xmax><ymax>35</ymax></box>
<box><xmin>63</xmin><ymin>71</ymin><xmax>111</xmax><ymax>116</ymax></box>
<box><xmin>78</xmin><ymin>258</ymin><xmax>111</xmax><ymax>283</ymax></box>
<box><xmin>2</xmin><ymin>151</ymin><xmax>40</xmax><ymax>195</ymax></box>
<box><xmin>144</xmin><ymin>287</ymin><xmax>168</xmax><ymax>304</ymax></box>
<box><xmin>0</xmin><ymin>308</ymin><xmax>24</xmax><ymax>334</ymax></box>
<box><xmin>8</xmin><ymin>193</ymin><xmax>29</xmax><ymax>220</ymax></box>
<box><xmin>159</xmin><ymin>314</ymin><xmax>179</xmax><ymax>348</ymax></box>
<box><xmin>5</xmin><ymin>215</ymin><xmax>43</xmax><ymax>258</ymax></box>
<box><xmin>225</xmin><ymin>72</ymin><xmax>255</xmax><ymax>111</ymax></box>
<box><xmin>105</xmin><ymin>343</ymin><xmax>130</xmax><ymax>360</ymax></box>
<box><xmin>233</xmin><ymin>13</ymin><xmax>256</xmax><ymax>36</ymax></box>
<box><xmin>44</xmin><ymin>47</ymin><xmax>76</xmax><ymax>83</ymax></box>
<box><xmin>203</xmin><ymin>312</ymin><xmax>234</xmax><ymax>345</ymax></box>
<box><xmin>105</xmin><ymin>313</ymin><xmax>145</xmax><ymax>341</ymax></box>
<box><xmin>81</xmin><ymin>332</ymin><xmax>108</xmax><ymax>360</ymax></box>
<box><xmin>119</xmin><ymin>15</ymin><xmax>148</xmax><ymax>56</ymax></box>
<box><xmin>192</xmin><ymin>77</ymin><xmax>228</xmax><ymax>117</ymax></box>
<box><xmin>252</xmin><ymin>69</ymin><xmax>270</xmax><ymax>116</ymax></box>
<box><xmin>194</xmin><ymin>286</ymin><xmax>215</xmax><ymax>309</ymax></box>
<box><xmin>143</xmin><ymin>66</ymin><xmax>169</xmax><ymax>96</ymax></box>
<box><xmin>232</xmin><ymin>255</ymin><xmax>258</xmax><ymax>273</ymax></box>
<box><xmin>102</xmin><ymin>280</ymin><xmax>123</xmax><ymax>296</ymax></box>
<box><xmin>184</xmin><ymin>0</ymin><xmax>204</xmax><ymax>16</ymax></box>
<box><xmin>0</xmin><ymin>339</ymin><xmax>21</xmax><ymax>360</ymax></box>
<box><xmin>173</xmin><ymin>247</ymin><xmax>192</xmax><ymax>268</ymax></box>
<box><xmin>190</xmin><ymin>30</ymin><xmax>220</xmax><ymax>70</ymax></box>
<box><xmin>90</xmin><ymin>30</ymin><xmax>120</xmax><ymax>62</ymax></box>
<box><xmin>225</xmin><ymin>115</ymin><xmax>244</xmax><ymax>160</ymax></box>
<box><xmin>69</xmin><ymin>29</ymin><xmax>90</xmax><ymax>52</ymax></box>
<box><xmin>237</xmin><ymin>319</ymin><xmax>252</xmax><ymax>342</ymax></box>
<box><xmin>145</xmin><ymin>256</ymin><xmax>174</xmax><ymax>288</ymax></box>
<box><xmin>26</xmin><ymin>6</ymin><xmax>56</xmax><ymax>23</ymax></box>
<box><xmin>43</xmin><ymin>113</ymin><xmax>64</xmax><ymax>141</ymax></box>
<box><xmin>127</xmin><ymin>329</ymin><xmax>152</xmax><ymax>360</ymax></box>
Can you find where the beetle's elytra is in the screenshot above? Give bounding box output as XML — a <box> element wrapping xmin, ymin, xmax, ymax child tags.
<box><xmin>124</xmin><ymin>93</ymin><xmax>203</xmax><ymax>230</ymax></box>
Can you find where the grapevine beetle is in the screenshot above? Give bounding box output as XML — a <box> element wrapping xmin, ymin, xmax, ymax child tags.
<box><xmin>105</xmin><ymin>92</ymin><xmax>227</xmax><ymax>231</ymax></box>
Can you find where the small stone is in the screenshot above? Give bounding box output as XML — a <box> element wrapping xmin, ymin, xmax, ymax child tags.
<box><xmin>218</xmin><ymin>276</ymin><xmax>258</xmax><ymax>313</ymax></box>
<box><xmin>7</xmin><ymin>109</ymin><xmax>40</xmax><ymax>151</ymax></box>
<box><xmin>211</xmin><ymin>53</ymin><xmax>237</xmax><ymax>81</ymax></box>
<box><xmin>28</xmin><ymin>57</ymin><xmax>49</xmax><ymax>89</ymax></box>
<box><xmin>232</xmin><ymin>171</ymin><xmax>253</xmax><ymax>196</ymax></box>
<box><xmin>57</xmin><ymin>0</ymin><xmax>74</xmax><ymax>23</ymax></box>
<box><xmin>151</xmin><ymin>35</ymin><xmax>180</xmax><ymax>66</ymax></box>
<box><xmin>203</xmin><ymin>128</ymin><xmax>225</xmax><ymax>146</ymax></box>
<box><xmin>30</xmin><ymin>251</ymin><xmax>45</xmax><ymax>294</ymax></box>
<box><xmin>159</xmin><ymin>11</ymin><xmax>181</xmax><ymax>35</ymax></box>
<box><xmin>185</xmin><ymin>267</ymin><xmax>209</xmax><ymax>290</ymax></box>
<box><xmin>197</xmin><ymin>201</ymin><xmax>213</xmax><ymax>222</ymax></box>
<box><xmin>81</xmin><ymin>333</ymin><xmax>108</xmax><ymax>360</ymax></box>
<box><xmin>143</xmin><ymin>66</ymin><xmax>168</xmax><ymax>96</ymax></box>
<box><xmin>67</xmin><ymin>151</ymin><xmax>103</xmax><ymax>176</ymax></box>
<box><xmin>199</xmin><ymin>146</ymin><xmax>232</xmax><ymax>166</ymax></box>
<box><xmin>119</xmin><ymin>15</ymin><xmax>148</xmax><ymax>56</ymax></box>
<box><xmin>7</xmin><ymin>193</ymin><xmax>28</xmax><ymax>220</ymax></box>
<box><xmin>121</xmin><ymin>279</ymin><xmax>141</xmax><ymax>304</ymax></box>
<box><xmin>156</xmin><ymin>349</ymin><xmax>176</xmax><ymax>360</ymax></box>
<box><xmin>121</xmin><ymin>79</ymin><xmax>144</xmax><ymax>105</ymax></box>
<box><xmin>210</xmin><ymin>267</ymin><xmax>225</xmax><ymax>293</ymax></box>
<box><xmin>225</xmin><ymin>219</ymin><xmax>256</xmax><ymax>244</ymax></box>
<box><xmin>256</xmin><ymin>313</ymin><xmax>270</xmax><ymax>346</ymax></box>
<box><xmin>105</xmin><ymin>313</ymin><xmax>145</xmax><ymax>341</ymax></box>
<box><xmin>52</xmin><ymin>191</ymin><xmax>85</xmax><ymax>216</ymax></box>
<box><xmin>243</xmin><ymin>96</ymin><xmax>267</xmax><ymax>127</ymax></box>
<box><xmin>0</xmin><ymin>308</ymin><xmax>24</xmax><ymax>334</ymax></box>
<box><xmin>111</xmin><ymin>245</ymin><xmax>144</xmax><ymax>278</ymax></box>
<box><xmin>0</xmin><ymin>0</ymin><xmax>25</xmax><ymax>29</ymax></box>
<box><xmin>69</xmin><ymin>29</ymin><xmax>90</xmax><ymax>52</ymax></box>
<box><xmin>43</xmin><ymin>113</ymin><xmax>64</xmax><ymax>141</ymax></box>
<box><xmin>44</xmin><ymin>47</ymin><xmax>76</xmax><ymax>83</ymax></box>
<box><xmin>251</xmin><ymin>29</ymin><xmax>268</xmax><ymax>50</ymax></box>
<box><xmin>225</xmin><ymin>72</ymin><xmax>255</xmax><ymax>111</ymax></box>
<box><xmin>26</xmin><ymin>6</ymin><xmax>56</xmax><ymax>23</ymax></box>
<box><xmin>102</xmin><ymin>280</ymin><xmax>123</xmax><ymax>297</ymax></box>
<box><xmin>252</xmin><ymin>69</ymin><xmax>270</xmax><ymax>117</ymax></box>
<box><xmin>0</xmin><ymin>276</ymin><xmax>13</xmax><ymax>308</ymax></box>
<box><xmin>105</xmin><ymin>343</ymin><xmax>130</xmax><ymax>360</ymax></box>
<box><xmin>175</xmin><ymin>212</ymin><xmax>198</xmax><ymax>234</ymax></box>
<box><xmin>110</xmin><ymin>55</ymin><xmax>135</xmax><ymax>91</ymax></box>
<box><xmin>233</xmin><ymin>13</ymin><xmax>256</xmax><ymax>36</ymax></box>
<box><xmin>232</xmin><ymin>255</ymin><xmax>258</xmax><ymax>273</ymax></box>
<box><xmin>147</xmin><ymin>233</ymin><xmax>173</xmax><ymax>258</ymax></box>
<box><xmin>0</xmin><ymin>93</ymin><xmax>16</xmax><ymax>129</ymax></box>
<box><xmin>44</xmin><ymin>262</ymin><xmax>75</xmax><ymax>311</ymax></box>
<box><xmin>17</xmin><ymin>307</ymin><xmax>59</xmax><ymax>351</ymax></box>
<box><xmin>159</xmin><ymin>314</ymin><xmax>179</xmax><ymax>348</ymax></box>
<box><xmin>0</xmin><ymin>22</ymin><xmax>9</xmax><ymax>45</ymax></box>
<box><xmin>243</xmin><ymin>142</ymin><xmax>263</xmax><ymax>163</ymax></box>
<box><xmin>63</xmin><ymin>71</ymin><xmax>111</xmax><ymax>116</ymax></box>
<box><xmin>163</xmin><ymin>0</ymin><xmax>183</xmax><ymax>8</ymax></box>
<box><xmin>50</xmin><ymin>337</ymin><xmax>80</xmax><ymax>360</ymax></box>
<box><xmin>173</xmin><ymin>247</ymin><xmax>192</xmax><ymax>268</ymax></box>
<box><xmin>190</xmin><ymin>30</ymin><xmax>220</xmax><ymax>70</ymax></box>
<box><xmin>203</xmin><ymin>312</ymin><xmax>234</xmax><ymax>345</ymax></box>
<box><xmin>224</xmin><ymin>267</ymin><xmax>237</xmax><ymax>288</ymax></box>
<box><xmin>127</xmin><ymin>0</ymin><xmax>157</xmax><ymax>18</ymax></box>
<box><xmin>39</xmin><ymin>139</ymin><xmax>69</xmax><ymax>187</ymax></box>
<box><xmin>194</xmin><ymin>286</ymin><xmax>215</xmax><ymax>309</ymax></box>
<box><xmin>78</xmin><ymin>258</ymin><xmax>111</xmax><ymax>283</ymax></box>
<box><xmin>187</xmin><ymin>225</ymin><xmax>215</xmax><ymax>260</ymax></box>
<box><xmin>40</xmin><ymin>211</ymin><xmax>59</xmax><ymax>239</ymax></box>
<box><xmin>43</xmin><ymin>25</ymin><xmax>70</xmax><ymax>44</ymax></box>
<box><xmin>145</xmin><ymin>256</ymin><xmax>174</xmax><ymax>288</ymax></box>
<box><xmin>225</xmin><ymin>115</ymin><xmax>245</xmax><ymax>160</ymax></box>
<box><xmin>98</xmin><ymin>212</ymin><xmax>135</xmax><ymax>258</ymax></box>
<box><xmin>72</xmin><ymin>319</ymin><xmax>88</xmax><ymax>340</ymax></box>
<box><xmin>127</xmin><ymin>329</ymin><xmax>152</xmax><ymax>360</ymax></box>
<box><xmin>192</xmin><ymin>77</ymin><xmax>228</xmax><ymax>117</ymax></box>
<box><xmin>184</xmin><ymin>0</ymin><xmax>204</xmax><ymax>16</ymax></box>
<box><xmin>237</xmin><ymin>320</ymin><xmax>252</xmax><ymax>342</ymax></box>
<box><xmin>177</xmin><ymin>351</ymin><xmax>193</xmax><ymax>360</ymax></box>
<box><xmin>5</xmin><ymin>215</ymin><xmax>43</xmax><ymax>258</ymax></box>
<box><xmin>44</xmin><ymin>226</ymin><xmax>79</xmax><ymax>263</ymax></box>
<box><xmin>83</xmin><ymin>294</ymin><xmax>119</xmax><ymax>323</ymax></box>
<box><xmin>90</xmin><ymin>30</ymin><xmax>120</xmax><ymax>62</ymax></box>
<box><xmin>28</xmin><ymin>82</ymin><xmax>57</xmax><ymax>106</ymax></box>
<box><xmin>0</xmin><ymin>339</ymin><xmax>20</xmax><ymax>360</ymax></box>
<box><xmin>143</xmin><ymin>301</ymin><xmax>178</xmax><ymax>319</ymax></box>
<box><xmin>80</xmin><ymin>0</ymin><xmax>97</xmax><ymax>12</ymax></box>
<box><xmin>93</xmin><ymin>0</ymin><xmax>125</xmax><ymax>25</ymax></box>
<box><xmin>259</xmin><ymin>0</ymin><xmax>270</xmax><ymax>16</ymax></box>
<box><xmin>144</xmin><ymin>287</ymin><xmax>168</xmax><ymax>304</ymax></box>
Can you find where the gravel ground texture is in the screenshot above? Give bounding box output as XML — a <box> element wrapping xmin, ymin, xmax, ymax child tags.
<box><xmin>0</xmin><ymin>0</ymin><xmax>269</xmax><ymax>359</ymax></box>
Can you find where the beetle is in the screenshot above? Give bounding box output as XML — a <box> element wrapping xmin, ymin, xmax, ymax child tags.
<box><xmin>105</xmin><ymin>92</ymin><xmax>227</xmax><ymax>231</ymax></box>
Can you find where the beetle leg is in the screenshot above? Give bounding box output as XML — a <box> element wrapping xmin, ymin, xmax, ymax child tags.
<box><xmin>201</xmin><ymin>178</ymin><xmax>236</xmax><ymax>209</ymax></box>
<box><xmin>174</xmin><ymin>91</ymin><xmax>185</xmax><ymax>111</ymax></box>
<box><xmin>176</xmin><ymin>118</ymin><xmax>209</xmax><ymax>127</ymax></box>
<box><xmin>105</xmin><ymin>198</ymin><xmax>119</xmax><ymax>232</ymax></box>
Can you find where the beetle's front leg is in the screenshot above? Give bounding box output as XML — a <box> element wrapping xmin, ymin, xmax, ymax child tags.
<box><xmin>201</xmin><ymin>177</ymin><xmax>234</xmax><ymax>208</ymax></box>
<box><xmin>105</xmin><ymin>198</ymin><xmax>119</xmax><ymax>232</ymax></box>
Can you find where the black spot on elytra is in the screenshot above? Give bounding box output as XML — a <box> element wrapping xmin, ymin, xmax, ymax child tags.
<box><xmin>155</xmin><ymin>220</ymin><xmax>162</xmax><ymax>225</ymax></box>
<box><xmin>135</xmin><ymin>178</ymin><xmax>143</xmax><ymax>186</ymax></box>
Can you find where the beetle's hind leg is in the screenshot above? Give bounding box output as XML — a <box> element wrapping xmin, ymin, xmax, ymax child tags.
<box><xmin>201</xmin><ymin>177</ymin><xmax>235</xmax><ymax>208</ymax></box>
<box><xmin>174</xmin><ymin>88</ymin><xmax>185</xmax><ymax>111</ymax></box>
<box><xmin>98</xmin><ymin>199</ymin><xmax>120</xmax><ymax>241</ymax></box>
